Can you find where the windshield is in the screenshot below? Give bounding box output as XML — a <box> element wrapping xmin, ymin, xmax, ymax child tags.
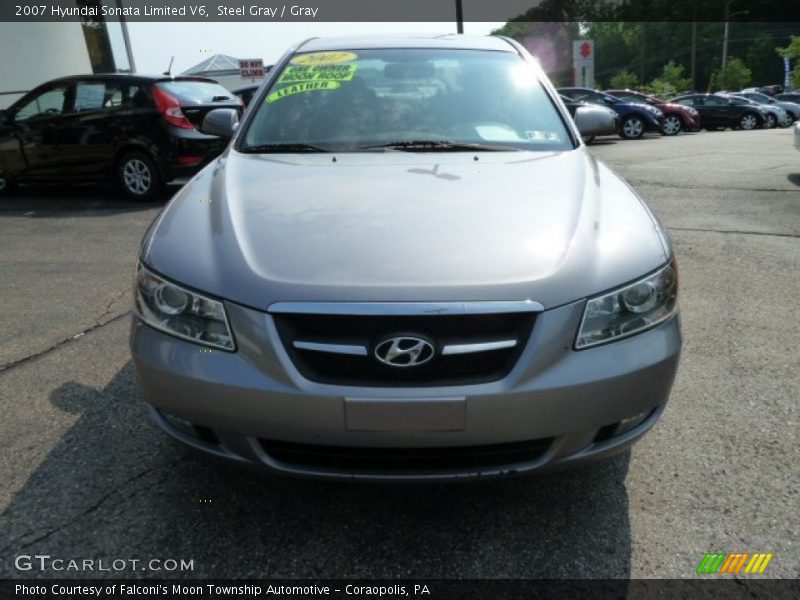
<box><xmin>240</xmin><ymin>48</ymin><xmax>574</xmax><ymax>152</ymax></box>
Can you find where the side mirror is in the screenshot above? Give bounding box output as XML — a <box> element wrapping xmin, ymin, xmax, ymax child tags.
<box><xmin>200</xmin><ymin>108</ymin><xmax>239</xmax><ymax>139</ymax></box>
<box><xmin>574</xmin><ymin>105</ymin><xmax>616</xmax><ymax>138</ymax></box>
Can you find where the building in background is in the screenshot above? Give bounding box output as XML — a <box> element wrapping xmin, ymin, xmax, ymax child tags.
<box><xmin>181</xmin><ymin>54</ymin><xmax>270</xmax><ymax>91</ymax></box>
<box><xmin>0</xmin><ymin>1</ymin><xmax>134</xmax><ymax>109</ymax></box>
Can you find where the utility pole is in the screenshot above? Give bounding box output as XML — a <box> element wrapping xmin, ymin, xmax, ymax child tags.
<box><xmin>690</xmin><ymin>19</ymin><xmax>697</xmax><ymax>91</ymax></box>
<box><xmin>722</xmin><ymin>1</ymin><xmax>730</xmax><ymax>71</ymax></box>
<box><xmin>722</xmin><ymin>1</ymin><xmax>749</xmax><ymax>73</ymax></box>
<box><xmin>455</xmin><ymin>0</ymin><xmax>463</xmax><ymax>34</ymax></box>
<box><xmin>118</xmin><ymin>0</ymin><xmax>136</xmax><ymax>73</ymax></box>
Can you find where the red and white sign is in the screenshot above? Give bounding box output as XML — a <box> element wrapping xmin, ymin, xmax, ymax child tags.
<box><xmin>572</xmin><ymin>40</ymin><xmax>595</xmax><ymax>88</ymax></box>
<box><xmin>572</xmin><ymin>40</ymin><xmax>594</xmax><ymax>61</ymax></box>
<box><xmin>239</xmin><ymin>59</ymin><xmax>265</xmax><ymax>78</ymax></box>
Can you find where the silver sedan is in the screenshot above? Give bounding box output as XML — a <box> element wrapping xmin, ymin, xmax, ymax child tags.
<box><xmin>130</xmin><ymin>35</ymin><xmax>681</xmax><ymax>481</ymax></box>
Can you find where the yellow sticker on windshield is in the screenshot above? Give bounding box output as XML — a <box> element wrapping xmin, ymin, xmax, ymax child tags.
<box><xmin>279</xmin><ymin>64</ymin><xmax>358</xmax><ymax>84</ymax></box>
<box><xmin>266</xmin><ymin>80</ymin><xmax>341</xmax><ymax>103</ymax></box>
<box><xmin>291</xmin><ymin>52</ymin><xmax>358</xmax><ymax>65</ymax></box>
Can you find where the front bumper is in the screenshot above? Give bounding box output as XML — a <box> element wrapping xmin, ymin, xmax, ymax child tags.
<box><xmin>683</xmin><ymin>114</ymin><xmax>701</xmax><ymax>131</ymax></box>
<box><xmin>646</xmin><ymin>113</ymin><xmax>664</xmax><ymax>132</ymax></box>
<box><xmin>130</xmin><ymin>299</ymin><xmax>682</xmax><ymax>481</ymax></box>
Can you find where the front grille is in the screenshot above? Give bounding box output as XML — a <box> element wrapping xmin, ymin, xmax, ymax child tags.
<box><xmin>259</xmin><ymin>438</ymin><xmax>553</xmax><ymax>473</ymax></box>
<box><xmin>272</xmin><ymin>309</ymin><xmax>536</xmax><ymax>387</ymax></box>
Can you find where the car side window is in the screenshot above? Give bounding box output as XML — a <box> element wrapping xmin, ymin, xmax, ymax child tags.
<box><xmin>13</xmin><ymin>86</ymin><xmax>70</xmax><ymax>121</ymax></box>
<box><xmin>74</xmin><ymin>82</ymin><xmax>108</xmax><ymax>112</ymax></box>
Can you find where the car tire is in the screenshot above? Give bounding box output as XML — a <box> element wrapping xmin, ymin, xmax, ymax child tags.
<box><xmin>661</xmin><ymin>114</ymin><xmax>682</xmax><ymax>136</ymax></box>
<box><xmin>739</xmin><ymin>112</ymin><xmax>759</xmax><ymax>130</ymax></box>
<box><xmin>764</xmin><ymin>113</ymin><xmax>776</xmax><ymax>128</ymax></box>
<box><xmin>582</xmin><ymin>135</ymin><xmax>596</xmax><ymax>144</ymax></box>
<box><xmin>620</xmin><ymin>115</ymin><xmax>645</xmax><ymax>140</ymax></box>
<box><xmin>117</xmin><ymin>151</ymin><xmax>164</xmax><ymax>201</ymax></box>
<box><xmin>0</xmin><ymin>172</ymin><xmax>16</xmax><ymax>197</ymax></box>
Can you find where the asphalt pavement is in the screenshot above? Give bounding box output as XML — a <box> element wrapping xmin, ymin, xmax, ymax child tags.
<box><xmin>0</xmin><ymin>128</ymin><xmax>797</xmax><ymax>579</ymax></box>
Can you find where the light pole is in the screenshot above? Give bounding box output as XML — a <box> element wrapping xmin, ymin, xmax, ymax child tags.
<box><xmin>455</xmin><ymin>0</ymin><xmax>463</xmax><ymax>34</ymax></box>
<box><xmin>722</xmin><ymin>1</ymin><xmax>749</xmax><ymax>72</ymax></box>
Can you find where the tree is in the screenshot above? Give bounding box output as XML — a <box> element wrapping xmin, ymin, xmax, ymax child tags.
<box><xmin>777</xmin><ymin>36</ymin><xmax>800</xmax><ymax>89</ymax></box>
<box><xmin>648</xmin><ymin>60</ymin><xmax>692</xmax><ymax>96</ymax></box>
<box><xmin>711</xmin><ymin>57</ymin><xmax>752</xmax><ymax>91</ymax></box>
<box><xmin>609</xmin><ymin>69</ymin><xmax>639</xmax><ymax>90</ymax></box>
<box><xmin>776</xmin><ymin>35</ymin><xmax>800</xmax><ymax>60</ymax></box>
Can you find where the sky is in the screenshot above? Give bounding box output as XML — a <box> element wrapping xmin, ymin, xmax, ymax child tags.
<box><xmin>122</xmin><ymin>22</ymin><xmax>506</xmax><ymax>74</ymax></box>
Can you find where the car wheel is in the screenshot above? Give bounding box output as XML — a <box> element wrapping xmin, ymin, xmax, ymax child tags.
<box><xmin>739</xmin><ymin>112</ymin><xmax>759</xmax><ymax>130</ymax></box>
<box><xmin>661</xmin><ymin>115</ymin><xmax>682</xmax><ymax>136</ymax></box>
<box><xmin>0</xmin><ymin>172</ymin><xmax>16</xmax><ymax>197</ymax></box>
<box><xmin>620</xmin><ymin>115</ymin><xmax>645</xmax><ymax>140</ymax></box>
<box><xmin>117</xmin><ymin>151</ymin><xmax>163</xmax><ymax>201</ymax></box>
<box><xmin>582</xmin><ymin>135</ymin><xmax>596</xmax><ymax>144</ymax></box>
<box><xmin>764</xmin><ymin>113</ymin><xmax>776</xmax><ymax>128</ymax></box>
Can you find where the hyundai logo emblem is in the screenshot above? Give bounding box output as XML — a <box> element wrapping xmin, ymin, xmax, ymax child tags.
<box><xmin>374</xmin><ymin>335</ymin><xmax>435</xmax><ymax>367</ymax></box>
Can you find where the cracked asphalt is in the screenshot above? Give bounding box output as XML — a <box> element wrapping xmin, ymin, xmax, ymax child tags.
<box><xmin>0</xmin><ymin>129</ymin><xmax>798</xmax><ymax>580</ymax></box>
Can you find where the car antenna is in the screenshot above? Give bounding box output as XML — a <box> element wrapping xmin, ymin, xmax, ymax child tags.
<box><xmin>163</xmin><ymin>56</ymin><xmax>174</xmax><ymax>77</ymax></box>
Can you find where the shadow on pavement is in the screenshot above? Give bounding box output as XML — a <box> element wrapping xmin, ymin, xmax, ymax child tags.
<box><xmin>0</xmin><ymin>362</ymin><xmax>633</xmax><ymax>580</ymax></box>
<box><xmin>0</xmin><ymin>184</ymin><xmax>180</xmax><ymax>216</ymax></box>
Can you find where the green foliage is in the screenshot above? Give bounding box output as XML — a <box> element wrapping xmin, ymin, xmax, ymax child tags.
<box><xmin>496</xmin><ymin>15</ymin><xmax>800</xmax><ymax>90</ymax></box>
<box><xmin>647</xmin><ymin>60</ymin><xmax>692</xmax><ymax>96</ymax></box>
<box><xmin>711</xmin><ymin>57</ymin><xmax>752</xmax><ymax>91</ymax></box>
<box><xmin>792</xmin><ymin>64</ymin><xmax>800</xmax><ymax>89</ymax></box>
<box><xmin>609</xmin><ymin>69</ymin><xmax>639</xmax><ymax>90</ymax></box>
<box><xmin>776</xmin><ymin>35</ymin><xmax>800</xmax><ymax>59</ymax></box>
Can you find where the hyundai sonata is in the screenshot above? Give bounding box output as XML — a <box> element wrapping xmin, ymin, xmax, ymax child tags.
<box><xmin>131</xmin><ymin>35</ymin><xmax>681</xmax><ymax>480</ymax></box>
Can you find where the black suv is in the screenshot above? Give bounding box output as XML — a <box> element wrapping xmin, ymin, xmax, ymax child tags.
<box><xmin>0</xmin><ymin>74</ymin><xmax>242</xmax><ymax>200</ymax></box>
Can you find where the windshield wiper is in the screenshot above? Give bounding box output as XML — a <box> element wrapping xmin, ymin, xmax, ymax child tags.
<box><xmin>360</xmin><ymin>140</ymin><xmax>518</xmax><ymax>152</ymax></box>
<box><xmin>241</xmin><ymin>143</ymin><xmax>332</xmax><ymax>153</ymax></box>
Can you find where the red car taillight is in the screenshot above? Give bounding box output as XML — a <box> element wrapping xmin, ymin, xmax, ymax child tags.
<box><xmin>151</xmin><ymin>86</ymin><xmax>195</xmax><ymax>129</ymax></box>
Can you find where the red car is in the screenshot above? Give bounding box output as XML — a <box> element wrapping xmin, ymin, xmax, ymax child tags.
<box><xmin>606</xmin><ymin>89</ymin><xmax>701</xmax><ymax>135</ymax></box>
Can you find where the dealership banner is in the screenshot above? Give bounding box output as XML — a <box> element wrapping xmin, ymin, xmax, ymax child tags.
<box><xmin>3</xmin><ymin>579</ymin><xmax>800</xmax><ymax>599</ymax></box>
<box><xmin>3</xmin><ymin>0</ymin><xmax>800</xmax><ymax>22</ymax></box>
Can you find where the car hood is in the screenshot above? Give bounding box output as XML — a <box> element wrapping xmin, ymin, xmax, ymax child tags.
<box><xmin>660</xmin><ymin>101</ymin><xmax>695</xmax><ymax>113</ymax></box>
<box><xmin>142</xmin><ymin>148</ymin><xmax>670</xmax><ymax>310</ymax></box>
<box><xmin>612</xmin><ymin>102</ymin><xmax>663</xmax><ymax>118</ymax></box>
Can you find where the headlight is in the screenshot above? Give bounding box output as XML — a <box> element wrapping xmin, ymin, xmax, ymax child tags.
<box><xmin>575</xmin><ymin>259</ymin><xmax>678</xmax><ymax>349</ymax></box>
<box><xmin>134</xmin><ymin>262</ymin><xmax>235</xmax><ymax>351</ymax></box>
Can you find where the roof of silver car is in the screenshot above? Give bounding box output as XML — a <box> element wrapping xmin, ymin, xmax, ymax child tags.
<box><xmin>297</xmin><ymin>34</ymin><xmax>515</xmax><ymax>53</ymax></box>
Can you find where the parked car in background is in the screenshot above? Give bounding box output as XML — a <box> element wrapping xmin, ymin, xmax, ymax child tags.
<box><xmin>606</xmin><ymin>89</ymin><xmax>701</xmax><ymax>135</ymax></box>
<box><xmin>0</xmin><ymin>74</ymin><xmax>243</xmax><ymax>200</ymax></box>
<box><xmin>233</xmin><ymin>84</ymin><xmax>260</xmax><ymax>107</ymax></box>
<box><xmin>775</xmin><ymin>92</ymin><xmax>800</xmax><ymax>103</ymax></box>
<box><xmin>723</xmin><ymin>94</ymin><xmax>788</xmax><ymax>128</ymax></box>
<box><xmin>670</xmin><ymin>93</ymin><xmax>765</xmax><ymax>131</ymax></box>
<box><xmin>560</xmin><ymin>94</ymin><xmax>619</xmax><ymax>143</ymax></box>
<box><xmin>131</xmin><ymin>35</ymin><xmax>681</xmax><ymax>480</ymax></box>
<box><xmin>558</xmin><ymin>87</ymin><xmax>664</xmax><ymax>139</ymax></box>
<box><xmin>738</xmin><ymin>90</ymin><xmax>800</xmax><ymax>122</ymax></box>
<box><xmin>744</xmin><ymin>84</ymin><xmax>783</xmax><ymax>97</ymax></box>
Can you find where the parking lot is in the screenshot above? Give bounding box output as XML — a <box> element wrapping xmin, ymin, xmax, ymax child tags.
<box><xmin>0</xmin><ymin>128</ymin><xmax>798</xmax><ymax>579</ymax></box>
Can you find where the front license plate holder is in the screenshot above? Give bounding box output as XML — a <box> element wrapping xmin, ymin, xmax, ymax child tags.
<box><xmin>344</xmin><ymin>397</ymin><xmax>466</xmax><ymax>432</ymax></box>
